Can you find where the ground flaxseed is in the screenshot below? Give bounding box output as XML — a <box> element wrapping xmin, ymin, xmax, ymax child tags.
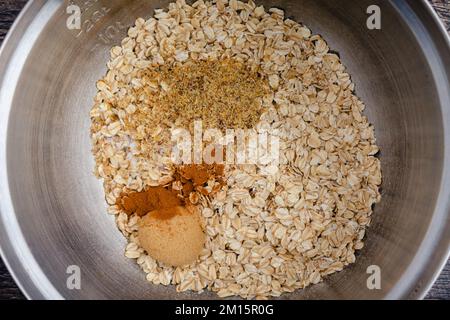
<box><xmin>131</xmin><ymin>58</ymin><xmax>268</xmax><ymax>132</ymax></box>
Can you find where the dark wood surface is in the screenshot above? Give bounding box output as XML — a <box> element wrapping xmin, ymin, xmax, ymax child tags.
<box><xmin>427</xmin><ymin>0</ymin><xmax>450</xmax><ymax>300</ymax></box>
<box><xmin>0</xmin><ymin>0</ymin><xmax>449</xmax><ymax>300</ymax></box>
<box><xmin>432</xmin><ymin>0</ymin><xmax>450</xmax><ymax>31</ymax></box>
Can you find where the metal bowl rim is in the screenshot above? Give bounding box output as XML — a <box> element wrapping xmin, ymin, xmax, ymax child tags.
<box><xmin>0</xmin><ymin>0</ymin><xmax>449</xmax><ymax>300</ymax></box>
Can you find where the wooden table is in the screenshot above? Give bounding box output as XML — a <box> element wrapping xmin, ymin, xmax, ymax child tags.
<box><xmin>0</xmin><ymin>0</ymin><xmax>449</xmax><ymax>300</ymax></box>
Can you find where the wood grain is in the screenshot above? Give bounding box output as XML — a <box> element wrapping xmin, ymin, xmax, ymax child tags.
<box><xmin>431</xmin><ymin>0</ymin><xmax>450</xmax><ymax>31</ymax></box>
<box><xmin>0</xmin><ymin>1</ymin><xmax>28</xmax><ymax>43</ymax></box>
<box><xmin>0</xmin><ymin>0</ymin><xmax>449</xmax><ymax>301</ymax></box>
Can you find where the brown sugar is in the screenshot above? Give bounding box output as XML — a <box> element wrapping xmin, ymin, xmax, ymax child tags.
<box><xmin>138</xmin><ymin>206</ymin><xmax>205</xmax><ymax>267</ymax></box>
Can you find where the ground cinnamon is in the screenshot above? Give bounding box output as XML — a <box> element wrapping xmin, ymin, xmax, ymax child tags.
<box><xmin>116</xmin><ymin>164</ymin><xmax>225</xmax><ymax>219</ymax></box>
<box><xmin>118</xmin><ymin>186</ymin><xmax>182</xmax><ymax>217</ymax></box>
<box><xmin>173</xmin><ymin>164</ymin><xmax>225</xmax><ymax>198</ymax></box>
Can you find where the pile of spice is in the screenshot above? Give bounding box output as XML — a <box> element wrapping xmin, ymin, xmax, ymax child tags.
<box><xmin>117</xmin><ymin>186</ymin><xmax>181</xmax><ymax>218</ymax></box>
<box><xmin>172</xmin><ymin>164</ymin><xmax>225</xmax><ymax>204</ymax></box>
<box><xmin>121</xmin><ymin>58</ymin><xmax>268</xmax><ymax>139</ymax></box>
<box><xmin>116</xmin><ymin>163</ymin><xmax>224</xmax><ymax>218</ymax></box>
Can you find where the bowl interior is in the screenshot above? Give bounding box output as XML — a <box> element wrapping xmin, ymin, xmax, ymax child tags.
<box><xmin>2</xmin><ymin>0</ymin><xmax>450</xmax><ymax>299</ymax></box>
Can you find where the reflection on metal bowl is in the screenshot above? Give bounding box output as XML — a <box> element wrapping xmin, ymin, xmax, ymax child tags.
<box><xmin>0</xmin><ymin>0</ymin><xmax>449</xmax><ymax>299</ymax></box>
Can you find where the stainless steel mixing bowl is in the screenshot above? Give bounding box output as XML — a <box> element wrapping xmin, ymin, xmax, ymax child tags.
<box><xmin>0</xmin><ymin>0</ymin><xmax>449</xmax><ymax>300</ymax></box>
